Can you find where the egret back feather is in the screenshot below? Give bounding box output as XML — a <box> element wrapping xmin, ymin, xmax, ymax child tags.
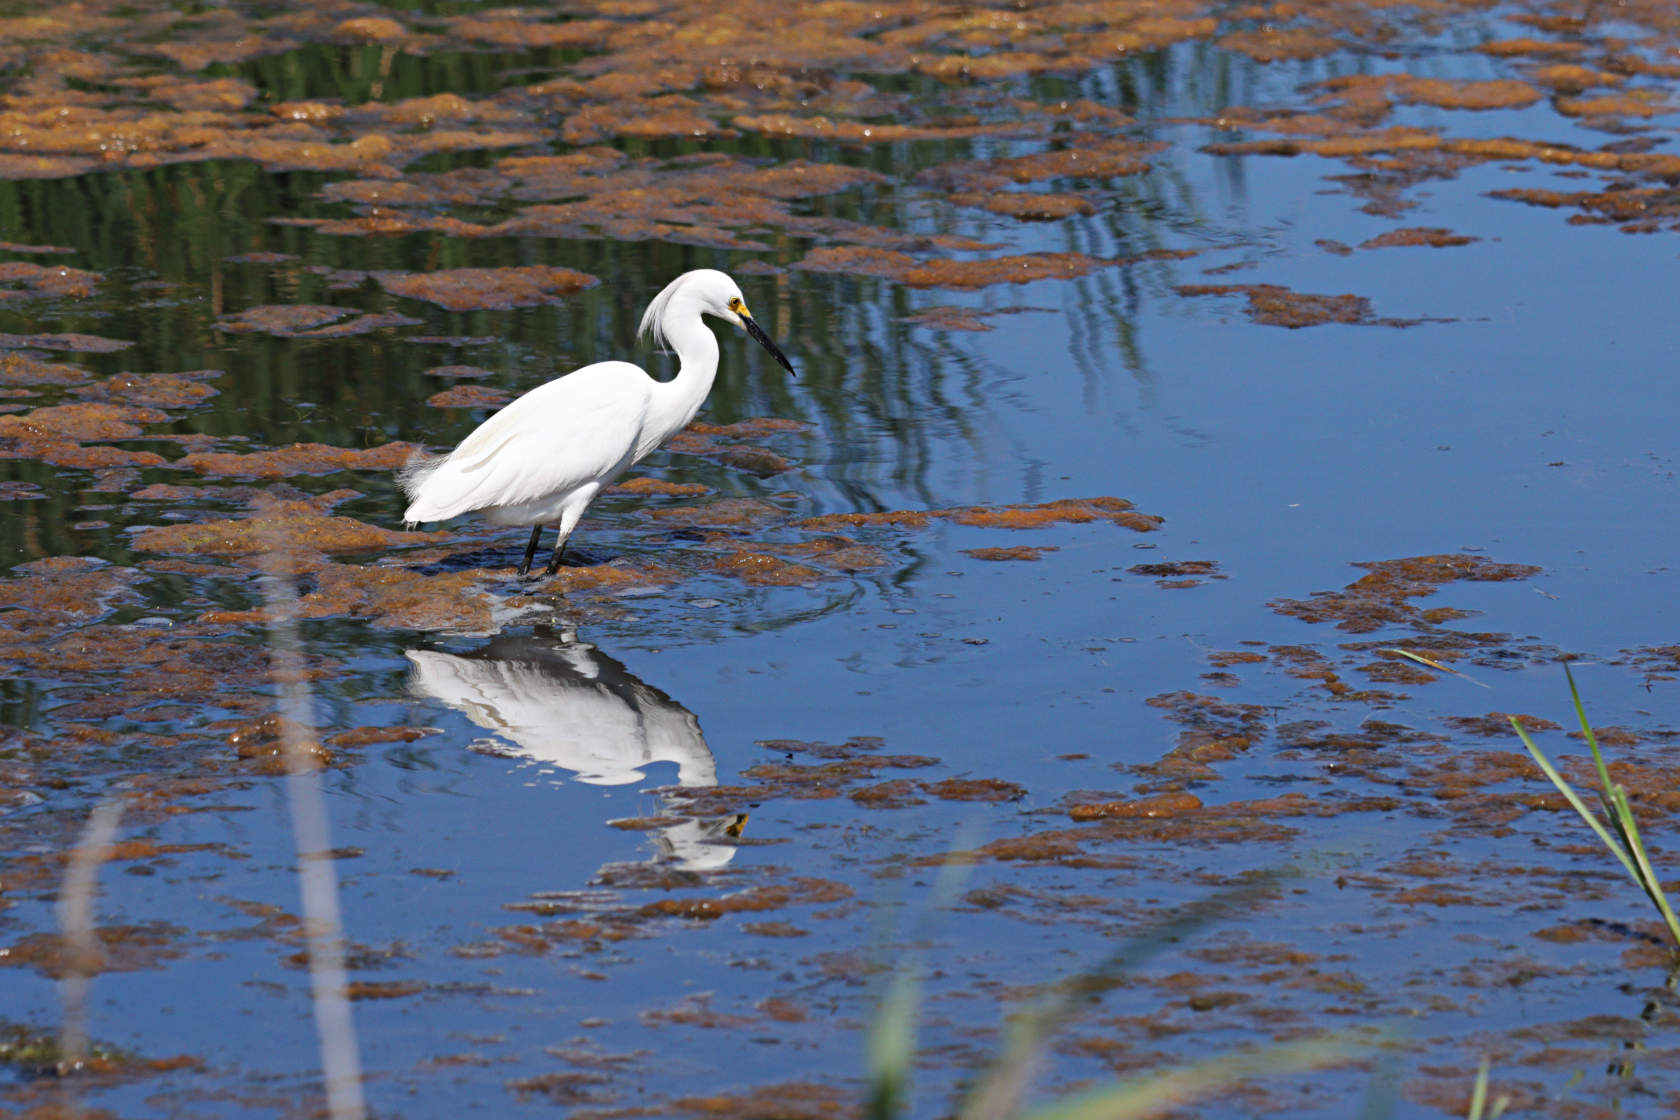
<box><xmin>401</xmin><ymin>363</ymin><xmax>651</xmax><ymax>525</ymax></box>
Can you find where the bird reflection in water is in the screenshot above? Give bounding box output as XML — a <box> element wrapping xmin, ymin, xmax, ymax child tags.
<box><xmin>405</xmin><ymin>627</ymin><xmax>746</xmax><ymax>870</ymax></box>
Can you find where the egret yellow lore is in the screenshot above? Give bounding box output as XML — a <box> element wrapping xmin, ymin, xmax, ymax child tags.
<box><xmin>400</xmin><ymin>269</ymin><xmax>795</xmax><ymax>577</ymax></box>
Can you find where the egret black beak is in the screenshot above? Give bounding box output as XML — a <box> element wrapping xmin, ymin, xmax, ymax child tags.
<box><xmin>741</xmin><ymin>314</ymin><xmax>796</xmax><ymax>377</ymax></box>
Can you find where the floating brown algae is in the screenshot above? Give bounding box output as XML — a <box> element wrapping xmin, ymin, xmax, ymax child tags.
<box><xmin>764</xmin><ymin>536</ymin><xmax>889</xmax><ymax>572</ymax></box>
<box><xmin>947</xmin><ymin>496</ymin><xmax>1161</xmax><ymax>531</ymax></box>
<box><xmin>331</xmin><ymin>17</ymin><xmax>410</xmax><ymax>42</ymax></box>
<box><xmin>1271</xmin><ymin>555</ymin><xmax>1543</xmax><ymax>633</ymax></box>
<box><xmin>711</xmin><ymin>551</ymin><xmax>823</xmax><ymax>587</ymax></box>
<box><xmin>1530</xmin><ymin>64</ymin><xmax>1626</xmax><ymax>93</ymax></box>
<box><xmin>950</xmin><ymin>191</ymin><xmax>1099</xmax><ymax>221</ymax></box>
<box><xmin>1359</xmin><ymin>227</ymin><xmax>1477</xmax><ymax>249</ymax></box>
<box><xmin>646</xmin><ymin>497</ymin><xmax>790</xmax><ymax>533</ymax></box>
<box><xmin>528</xmin><ymin>560</ymin><xmax>680</xmax><ymax>600</ymax></box>
<box><xmin>561</xmin><ymin>98</ymin><xmax>735</xmax><ymax>144</ymax></box>
<box><xmin>0</xmin><ymin>924</ymin><xmax>191</xmax><ymax>979</ymax></box>
<box><xmin>1394</xmin><ymin>78</ymin><xmax>1543</xmax><ymax>111</ymax></box>
<box><xmin>1133</xmin><ymin>691</ymin><xmax>1270</xmax><ymax>781</ymax></box>
<box><xmin>197</xmin><ymin>128</ymin><xmax>548</xmax><ymax>178</ymax></box>
<box><xmin>375</xmin><ymin>266</ymin><xmax>598</xmax><ymax>312</ymax></box>
<box><xmin>1555</xmin><ymin>92</ymin><xmax>1672</xmax><ymax>118</ymax></box>
<box><xmin>922</xmin><ymin>778</ymin><xmax>1025</xmax><ymax>802</ymax></box>
<box><xmin>203</xmin><ymin>563</ymin><xmax>506</xmax><ymax>632</ymax></box>
<box><xmin>898</xmin><ymin>305</ymin><xmax>1003</xmax><ymax>331</ymax></box>
<box><xmin>75</xmin><ymin>372</ymin><xmax>220</xmax><ymax>409</ymax></box>
<box><xmin>425</xmin><ymin>385</ymin><xmax>513</xmax><ymax>410</ymax></box>
<box><xmin>916</xmin><ymin>139</ymin><xmax>1163</xmax><ymax>192</ymax></box>
<box><xmin>731</xmin><ymin>113</ymin><xmax>1021</xmax><ymax>144</ymax></box>
<box><xmin>793</xmin><ymin>496</ymin><xmax>1162</xmax><ymax>537</ymax></box>
<box><xmin>662</xmin><ymin>422</ymin><xmax>803</xmax><ymax>478</ymax></box>
<box><xmin>0</xmin><ymin>353</ymin><xmax>91</xmax><ymax>387</ymax></box>
<box><xmin>132</xmin><ymin>494</ymin><xmax>445</xmax><ymax>559</ymax></box>
<box><xmin>215</xmin><ymin>305</ymin><xmax>420</xmax><ymax>338</ymax></box>
<box><xmin>1068</xmin><ymin>792</ymin><xmax>1204</xmax><ymax>821</ymax></box>
<box><xmin>851</xmin><ymin>778</ymin><xmax>926</xmax><ymax>809</ymax></box>
<box><xmin>636</xmin><ymin>878</ymin><xmax>852</xmax><ymax>922</ymax></box>
<box><xmin>448</xmin><ymin>14</ymin><xmax>617</xmax><ymax>51</ymax></box>
<box><xmin>1477</xmin><ymin>37</ymin><xmax>1586</xmax><ymax>59</ymax></box>
<box><xmin>1130</xmin><ymin>560</ymin><xmax>1221</xmax><ymax>578</ymax></box>
<box><xmin>0</xmin><ymin>261</ymin><xmax>98</xmax><ymax>299</ymax></box>
<box><xmin>227</xmin><ymin>715</ymin><xmax>333</xmax><ymax>775</ymax></box>
<box><xmin>926</xmin><ymin>793</ymin><xmax>1337</xmax><ymax>865</ymax></box>
<box><xmin>1217</xmin><ymin>27</ymin><xmax>1342</xmax><ymax>62</ymax></box>
<box><xmin>666</xmin><ymin>740</ymin><xmax>938</xmax><ymax>817</ymax></box>
<box><xmin>1175</xmin><ymin>283</ymin><xmax>1415</xmax><ymax>328</ymax></box>
<box><xmin>607</xmin><ymin>477</ymin><xmax>709</xmax><ymax>498</ymax></box>
<box><xmin>899</xmin><ymin>254</ymin><xmax>1121</xmax><ymax>288</ymax></box>
<box><xmin>687</xmin><ymin>418</ymin><xmax>807</xmax><ymax>440</ymax></box>
<box><xmin>306</xmin><ymin>152</ymin><xmax>919</xmax><ymax>254</ymax></box>
<box><xmin>2</xmin><ymin>440</ymin><xmax>170</xmax><ymax>469</ymax></box>
<box><xmin>0</xmin><ymin>331</ymin><xmax>130</xmax><ymax>353</ymax></box>
<box><xmin>1442</xmin><ymin>713</ymin><xmax>1564</xmax><ymax>737</ymax></box>
<box><xmin>795</xmin><ymin>509</ymin><xmax>935</xmax><ymax>532</ymax></box>
<box><xmin>0</xmin><ymin>556</ymin><xmax>139</xmax><ymax>625</ymax></box>
<box><xmin>178</xmin><ymin>443</ymin><xmax>419</xmax><ymax>479</ymax></box>
<box><xmin>963</xmin><ymin>546</ymin><xmax>1053</xmax><ymax>561</ymax></box>
<box><xmin>0</xmin><ymin>401</ymin><xmax>166</xmax><ymax>441</ymax></box>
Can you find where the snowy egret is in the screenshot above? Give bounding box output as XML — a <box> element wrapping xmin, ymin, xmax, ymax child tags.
<box><xmin>400</xmin><ymin>269</ymin><xmax>795</xmax><ymax>577</ymax></box>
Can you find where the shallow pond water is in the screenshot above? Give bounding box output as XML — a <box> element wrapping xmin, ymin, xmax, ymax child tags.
<box><xmin>4</xmin><ymin>0</ymin><xmax>1680</xmax><ymax>1116</ymax></box>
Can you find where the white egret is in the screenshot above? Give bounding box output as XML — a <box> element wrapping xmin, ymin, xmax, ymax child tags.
<box><xmin>400</xmin><ymin>269</ymin><xmax>795</xmax><ymax>577</ymax></box>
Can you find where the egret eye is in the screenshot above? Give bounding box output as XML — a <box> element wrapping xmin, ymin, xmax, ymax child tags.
<box><xmin>728</xmin><ymin>297</ymin><xmax>745</xmax><ymax>314</ymax></box>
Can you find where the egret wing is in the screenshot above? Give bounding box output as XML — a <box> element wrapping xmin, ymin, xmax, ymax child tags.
<box><xmin>419</xmin><ymin>363</ymin><xmax>653</xmax><ymax>520</ymax></box>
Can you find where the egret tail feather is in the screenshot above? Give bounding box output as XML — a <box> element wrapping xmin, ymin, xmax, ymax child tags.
<box><xmin>398</xmin><ymin>450</ymin><xmax>449</xmax><ymax>522</ymax></box>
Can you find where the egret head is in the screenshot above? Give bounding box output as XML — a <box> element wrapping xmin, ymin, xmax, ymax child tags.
<box><xmin>640</xmin><ymin>270</ymin><xmax>796</xmax><ymax>376</ymax></box>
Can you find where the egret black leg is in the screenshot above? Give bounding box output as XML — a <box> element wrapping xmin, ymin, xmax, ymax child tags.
<box><xmin>543</xmin><ymin>537</ymin><xmax>568</xmax><ymax>576</ymax></box>
<box><xmin>516</xmin><ymin>526</ymin><xmax>543</xmax><ymax>577</ymax></box>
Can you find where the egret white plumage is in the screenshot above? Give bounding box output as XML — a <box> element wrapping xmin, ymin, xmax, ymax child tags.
<box><xmin>399</xmin><ymin>269</ymin><xmax>795</xmax><ymax>577</ymax></box>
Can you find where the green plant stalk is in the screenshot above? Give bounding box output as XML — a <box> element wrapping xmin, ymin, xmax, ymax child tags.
<box><xmin>1466</xmin><ymin>1057</ymin><xmax>1489</xmax><ymax>1120</ymax></box>
<box><xmin>1566</xmin><ymin>665</ymin><xmax>1615</xmax><ymax>795</ymax></box>
<box><xmin>1511</xmin><ymin>668</ymin><xmax>1680</xmax><ymax>948</ymax></box>
<box><xmin>1614</xmin><ymin>786</ymin><xmax>1680</xmax><ymax>940</ymax></box>
<box><xmin>865</xmin><ymin>968</ymin><xmax>920</xmax><ymax>1120</ymax></box>
<box><xmin>1014</xmin><ymin>1034</ymin><xmax>1366</xmax><ymax>1120</ymax></box>
<box><xmin>1509</xmin><ymin>717</ymin><xmax>1638</xmax><ymax>883</ymax></box>
<box><xmin>864</xmin><ymin>823</ymin><xmax>983</xmax><ymax>1120</ymax></box>
<box><xmin>960</xmin><ymin>870</ymin><xmax>1290</xmax><ymax>1120</ymax></box>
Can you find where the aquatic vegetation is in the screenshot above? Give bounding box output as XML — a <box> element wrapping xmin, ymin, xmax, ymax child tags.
<box><xmin>865</xmin><ymin>873</ymin><xmax>1368</xmax><ymax>1120</ymax></box>
<box><xmin>1510</xmin><ymin>668</ymin><xmax>1680</xmax><ymax>950</ymax></box>
<box><xmin>1466</xmin><ymin>1058</ymin><xmax>1510</xmax><ymax>1120</ymax></box>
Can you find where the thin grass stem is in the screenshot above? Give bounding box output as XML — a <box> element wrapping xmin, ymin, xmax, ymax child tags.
<box><xmin>960</xmin><ymin>870</ymin><xmax>1288</xmax><ymax>1120</ymax></box>
<box><xmin>258</xmin><ymin>508</ymin><xmax>367</xmax><ymax>1120</ymax></box>
<box><xmin>57</xmin><ymin>796</ymin><xmax>126</xmax><ymax>1081</ymax></box>
<box><xmin>1509</xmin><ymin>718</ymin><xmax>1638</xmax><ymax>884</ymax></box>
<box><xmin>1013</xmin><ymin>1034</ymin><xmax>1365</xmax><ymax>1120</ymax></box>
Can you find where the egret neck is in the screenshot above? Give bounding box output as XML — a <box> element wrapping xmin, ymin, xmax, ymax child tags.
<box><xmin>639</xmin><ymin>291</ymin><xmax>721</xmax><ymax>461</ymax></box>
